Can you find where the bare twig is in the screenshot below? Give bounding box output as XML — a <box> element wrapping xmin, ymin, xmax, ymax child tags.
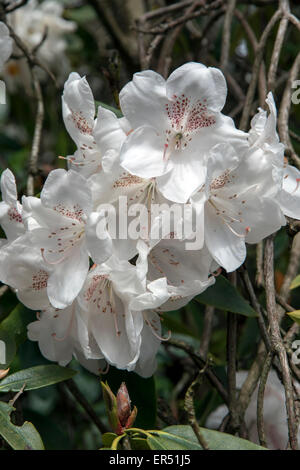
<box><xmin>167</xmin><ymin>338</ymin><xmax>228</xmax><ymax>404</ymax></box>
<box><xmin>5</xmin><ymin>0</ymin><xmax>28</xmax><ymax>14</ymax></box>
<box><xmin>278</xmin><ymin>51</ymin><xmax>300</xmax><ymax>169</ymax></box>
<box><xmin>257</xmin><ymin>352</ymin><xmax>273</xmax><ymax>447</ymax></box>
<box><xmin>267</xmin><ymin>0</ymin><xmax>290</xmax><ymax>92</ymax></box>
<box><xmin>239</xmin><ymin>9</ymin><xmax>282</xmax><ymax>130</ymax></box>
<box><xmin>264</xmin><ymin>236</ymin><xmax>298</xmax><ymax>449</ymax></box>
<box><xmin>65</xmin><ymin>379</ymin><xmax>108</xmax><ymax>434</ymax></box>
<box><xmin>185</xmin><ymin>372</ymin><xmax>210</xmax><ymax>449</ymax></box>
<box><xmin>220</xmin><ymin>0</ymin><xmax>237</xmax><ymax>69</ymax></box>
<box><xmin>26</xmin><ymin>68</ymin><xmax>44</xmax><ymax>196</ymax></box>
<box><xmin>199</xmin><ymin>305</ymin><xmax>214</xmax><ymax>358</ymax></box>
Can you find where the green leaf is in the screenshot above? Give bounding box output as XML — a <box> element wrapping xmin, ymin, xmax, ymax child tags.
<box><xmin>102</xmin><ymin>432</ymin><xmax>117</xmax><ymax>448</ymax></box>
<box><xmin>0</xmin><ymin>304</ymin><xmax>35</xmax><ymax>368</ymax></box>
<box><xmin>196</xmin><ymin>275</ymin><xmax>257</xmax><ymax>317</ymax></box>
<box><xmin>130</xmin><ymin>437</ymin><xmax>150</xmax><ymax>450</ymax></box>
<box><xmin>148</xmin><ymin>425</ymin><xmax>266</xmax><ymax>450</ymax></box>
<box><xmin>95</xmin><ymin>101</ymin><xmax>123</xmax><ymax>118</ymax></box>
<box><xmin>290</xmin><ymin>274</ymin><xmax>300</xmax><ymax>290</ymax></box>
<box><xmin>162</xmin><ymin>313</ymin><xmax>198</xmax><ymax>338</ymax></box>
<box><xmin>0</xmin><ymin>401</ymin><xmax>44</xmax><ymax>450</ymax></box>
<box><xmin>0</xmin><ymin>365</ymin><xmax>77</xmax><ymax>392</ymax></box>
<box><xmin>287</xmin><ymin>310</ymin><xmax>300</xmax><ymax>325</ymax></box>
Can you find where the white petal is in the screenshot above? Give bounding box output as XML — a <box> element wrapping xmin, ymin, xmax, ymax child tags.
<box><xmin>41</xmin><ymin>169</ymin><xmax>92</xmax><ymax>216</ymax></box>
<box><xmin>47</xmin><ymin>243</ymin><xmax>89</xmax><ymax>309</ymax></box>
<box><xmin>278</xmin><ymin>164</ymin><xmax>300</xmax><ymax>219</ymax></box>
<box><xmin>85</xmin><ymin>211</ymin><xmax>112</xmax><ymax>264</ymax></box>
<box><xmin>129</xmin><ymin>277</ymin><xmax>169</xmax><ymax>311</ymax></box>
<box><xmin>1</xmin><ymin>169</ymin><xmax>18</xmax><ymax>206</ymax></box>
<box><xmin>166</xmin><ymin>62</ymin><xmax>227</xmax><ymax>113</ymax></box>
<box><xmin>134</xmin><ymin>311</ymin><xmax>161</xmax><ymax>378</ymax></box>
<box><xmin>94</xmin><ymin>106</ymin><xmax>126</xmax><ymax>156</ymax></box>
<box><xmin>119</xmin><ymin>70</ymin><xmax>167</xmax><ymax>130</ymax></box>
<box><xmin>120</xmin><ymin>125</ymin><xmax>172</xmax><ymax>178</ymax></box>
<box><xmin>205</xmin><ymin>204</ymin><xmax>247</xmax><ymax>272</ymax></box>
<box><xmin>62</xmin><ymin>73</ymin><xmax>95</xmax><ymax>146</ymax></box>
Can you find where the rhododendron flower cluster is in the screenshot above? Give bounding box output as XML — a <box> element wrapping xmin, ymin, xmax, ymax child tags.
<box><xmin>1</xmin><ymin>62</ymin><xmax>300</xmax><ymax>378</ymax></box>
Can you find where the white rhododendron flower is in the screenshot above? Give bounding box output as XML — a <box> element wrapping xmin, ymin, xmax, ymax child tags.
<box><xmin>0</xmin><ymin>22</ymin><xmax>13</xmax><ymax>71</ymax></box>
<box><xmin>76</xmin><ymin>256</ymin><xmax>169</xmax><ymax>376</ymax></box>
<box><xmin>192</xmin><ymin>143</ymin><xmax>286</xmax><ymax>272</ymax></box>
<box><xmin>27</xmin><ymin>303</ymin><xmax>105</xmax><ymax>374</ymax></box>
<box><xmin>62</xmin><ymin>72</ymin><xmax>127</xmax><ymax>178</ymax></box>
<box><xmin>119</xmin><ymin>62</ymin><xmax>248</xmax><ymax>203</ymax></box>
<box><xmin>0</xmin><ymin>61</ymin><xmax>300</xmax><ymax>379</ymax></box>
<box><xmin>206</xmin><ymin>370</ymin><xmax>300</xmax><ymax>450</ymax></box>
<box><xmin>21</xmin><ymin>169</ymin><xmax>112</xmax><ymax>309</ymax></box>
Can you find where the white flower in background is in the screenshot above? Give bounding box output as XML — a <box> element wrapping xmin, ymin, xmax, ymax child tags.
<box><xmin>27</xmin><ymin>303</ymin><xmax>105</xmax><ymax>374</ymax></box>
<box><xmin>22</xmin><ymin>169</ymin><xmax>112</xmax><ymax>309</ymax></box>
<box><xmin>62</xmin><ymin>72</ymin><xmax>127</xmax><ymax>179</ymax></box>
<box><xmin>191</xmin><ymin>143</ymin><xmax>286</xmax><ymax>272</ymax></box>
<box><xmin>0</xmin><ymin>168</ymin><xmax>25</xmax><ymax>243</ymax></box>
<box><xmin>3</xmin><ymin>0</ymin><xmax>76</xmax><ymax>86</ymax></box>
<box><xmin>119</xmin><ymin>62</ymin><xmax>248</xmax><ymax>203</ymax></box>
<box><xmin>206</xmin><ymin>370</ymin><xmax>300</xmax><ymax>450</ymax></box>
<box><xmin>77</xmin><ymin>255</ymin><xmax>169</xmax><ymax>377</ymax></box>
<box><xmin>8</xmin><ymin>0</ymin><xmax>75</xmax><ymax>65</ymax></box>
<box><xmin>0</xmin><ymin>22</ymin><xmax>13</xmax><ymax>71</ymax></box>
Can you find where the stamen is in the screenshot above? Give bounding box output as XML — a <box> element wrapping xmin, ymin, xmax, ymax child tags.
<box><xmin>292</xmin><ymin>178</ymin><xmax>300</xmax><ymax>194</ymax></box>
<box><xmin>144</xmin><ymin>314</ymin><xmax>171</xmax><ymax>341</ymax></box>
<box><xmin>58</xmin><ymin>155</ymin><xmax>97</xmax><ymax>168</ymax></box>
<box><xmin>41</xmin><ymin>247</ymin><xmax>73</xmax><ymax>265</ymax></box>
<box><xmin>98</xmin><ymin>363</ymin><xmax>110</xmax><ymax>375</ymax></box>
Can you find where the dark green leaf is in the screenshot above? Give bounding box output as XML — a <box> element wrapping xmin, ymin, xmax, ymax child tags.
<box><xmin>196</xmin><ymin>275</ymin><xmax>257</xmax><ymax>317</ymax></box>
<box><xmin>130</xmin><ymin>437</ymin><xmax>150</xmax><ymax>450</ymax></box>
<box><xmin>0</xmin><ymin>365</ymin><xmax>77</xmax><ymax>392</ymax></box>
<box><xmin>102</xmin><ymin>432</ymin><xmax>117</xmax><ymax>448</ymax></box>
<box><xmin>149</xmin><ymin>425</ymin><xmax>267</xmax><ymax>450</ymax></box>
<box><xmin>0</xmin><ymin>401</ymin><xmax>44</xmax><ymax>450</ymax></box>
<box><xmin>0</xmin><ymin>304</ymin><xmax>35</xmax><ymax>368</ymax></box>
<box><xmin>290</xmin><ymin>275</ymin><xmax>300</xmax><ymax>290</ymax></box>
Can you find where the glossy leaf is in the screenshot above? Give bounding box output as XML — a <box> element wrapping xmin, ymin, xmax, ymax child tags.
<box><xmin>0</xmin><ymin>365</ymin><xmax>77</xmax><ymax>392</ymax></box>
<box><xmin>147</xmin><ymin>425</ymin><xmax>267</xmax><ymax>450</ymax></box>
<box><xmin>287</xmin><ymin>310</ymin><xmax>300</xmax><ymax>325</ymax></box>
<box><xmin>290</xmin><ymin>275</ymin><xmax>300</xmax><ymax>290</ymax></box>
<box><xmin>196</xmin><ymin>275</ymin><xmax>257</xmax><ymax>317</ymax></box>
<box><xmin>0</xmin><ymin>401</ymin><xmax>44</xmax><ymax>450</ymax></box>
<box><xmin>0</xmin><ymin>304</ymin><xmax>35</xmax><ymax>368</ymax></box>
<box><xmin>102</xmin><ymin>432</ymin><xmax>117</xmax><ymax>448</ymax></box>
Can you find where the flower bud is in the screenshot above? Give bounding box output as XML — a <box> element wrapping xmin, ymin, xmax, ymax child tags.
<box><xmin>101</xmin><ymin>381</ymin><xmax>137</xmax><ymax>435</ymax></box>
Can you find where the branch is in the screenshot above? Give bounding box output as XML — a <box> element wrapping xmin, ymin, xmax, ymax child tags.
<box><xmin>264</xmin><ymin>236</ymin><xmax>298</xmax><ymax>450</ymax></box>
<box><xmin>65</xmin><ymin>379</ymin><xmax>109</xmax><ymax>434</ymax></box>
<box><xmin>26</xmin><ymin>68</ymin><xmax>44</xmax><ymax>196</ymax></box>
<box><xmin>239</xmin><ymin>9</ymin><xmax>282</xmax><ymax>130</ymax></box>
<box><xmin>167</xmin><ymin>338</ymin><xmax>228</xmax><ymax>404</ymax></box>
<box><xmin>220</xmin><ymin>0</ymin><xmax>237</xmax><ymax>69</ymax></box>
